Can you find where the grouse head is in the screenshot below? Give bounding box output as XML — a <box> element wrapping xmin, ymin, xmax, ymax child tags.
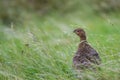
<box><xmin>73</xmin><ymin>28</ymin><xmax>86</xmax><ymax>40</ymax></box>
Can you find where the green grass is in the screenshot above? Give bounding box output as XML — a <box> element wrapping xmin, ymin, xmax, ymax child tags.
<box><xmin>0</xmin><ymin>13</ymin><xmax>120</xmax><ymax>80</ymax></box>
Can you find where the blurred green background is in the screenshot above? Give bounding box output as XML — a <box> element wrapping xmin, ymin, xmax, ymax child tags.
<box><xmin>0</xmin><ymin>0</ymin><xmax>120</xmax><ymax>80</ymax></box>
<box><xmin>0</xmin><ymin>0</ymin><xmax>120</xmax><ymax>25</ymax></box>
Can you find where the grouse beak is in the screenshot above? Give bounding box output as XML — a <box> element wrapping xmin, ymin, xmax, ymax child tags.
<box><xmin>73</xmin><ymin>30</ymin><xmax>76</xmax><ymax>33</ymax></box>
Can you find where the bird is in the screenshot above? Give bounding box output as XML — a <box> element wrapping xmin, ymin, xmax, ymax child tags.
<box><xmin>73</xmin><ymin>28</ymin><xmax>101</xmax><ymax>70</ymax></box>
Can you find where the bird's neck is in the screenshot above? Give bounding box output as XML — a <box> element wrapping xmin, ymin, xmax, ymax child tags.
<box><xmin>80</xmin><ymin>36</ymin><xmax>86</xmax><ymax>42</ymax></box>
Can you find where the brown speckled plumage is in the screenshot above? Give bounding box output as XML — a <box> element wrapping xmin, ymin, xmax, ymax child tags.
<box><xmin>73</xmin><ymin>28</ymin><xmax>101</xmax><ymax>70</ymax></box>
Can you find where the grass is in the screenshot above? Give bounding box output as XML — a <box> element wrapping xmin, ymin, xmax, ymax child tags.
<box><xmin>0</xmin><ymin>12</ymin><xmax>120</xmax><ymax>80</ymax></box>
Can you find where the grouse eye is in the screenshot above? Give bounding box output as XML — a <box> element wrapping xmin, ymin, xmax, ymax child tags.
<box><xmin>77</xmin><ymin>30</ymin><xmax>80</xmax><ymax>32</ymax></box>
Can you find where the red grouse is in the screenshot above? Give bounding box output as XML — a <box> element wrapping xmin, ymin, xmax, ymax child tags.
<box><xmin>73</xmin><ymin>28</ymin><xmax>101</xmax><ymax>70</ymax></box>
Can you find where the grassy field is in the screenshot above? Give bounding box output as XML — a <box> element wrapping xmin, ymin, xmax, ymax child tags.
<box><xmin>0</xmin><ymin>12</ymin><xmax>120</xmax><ymax>80</ymax></box>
